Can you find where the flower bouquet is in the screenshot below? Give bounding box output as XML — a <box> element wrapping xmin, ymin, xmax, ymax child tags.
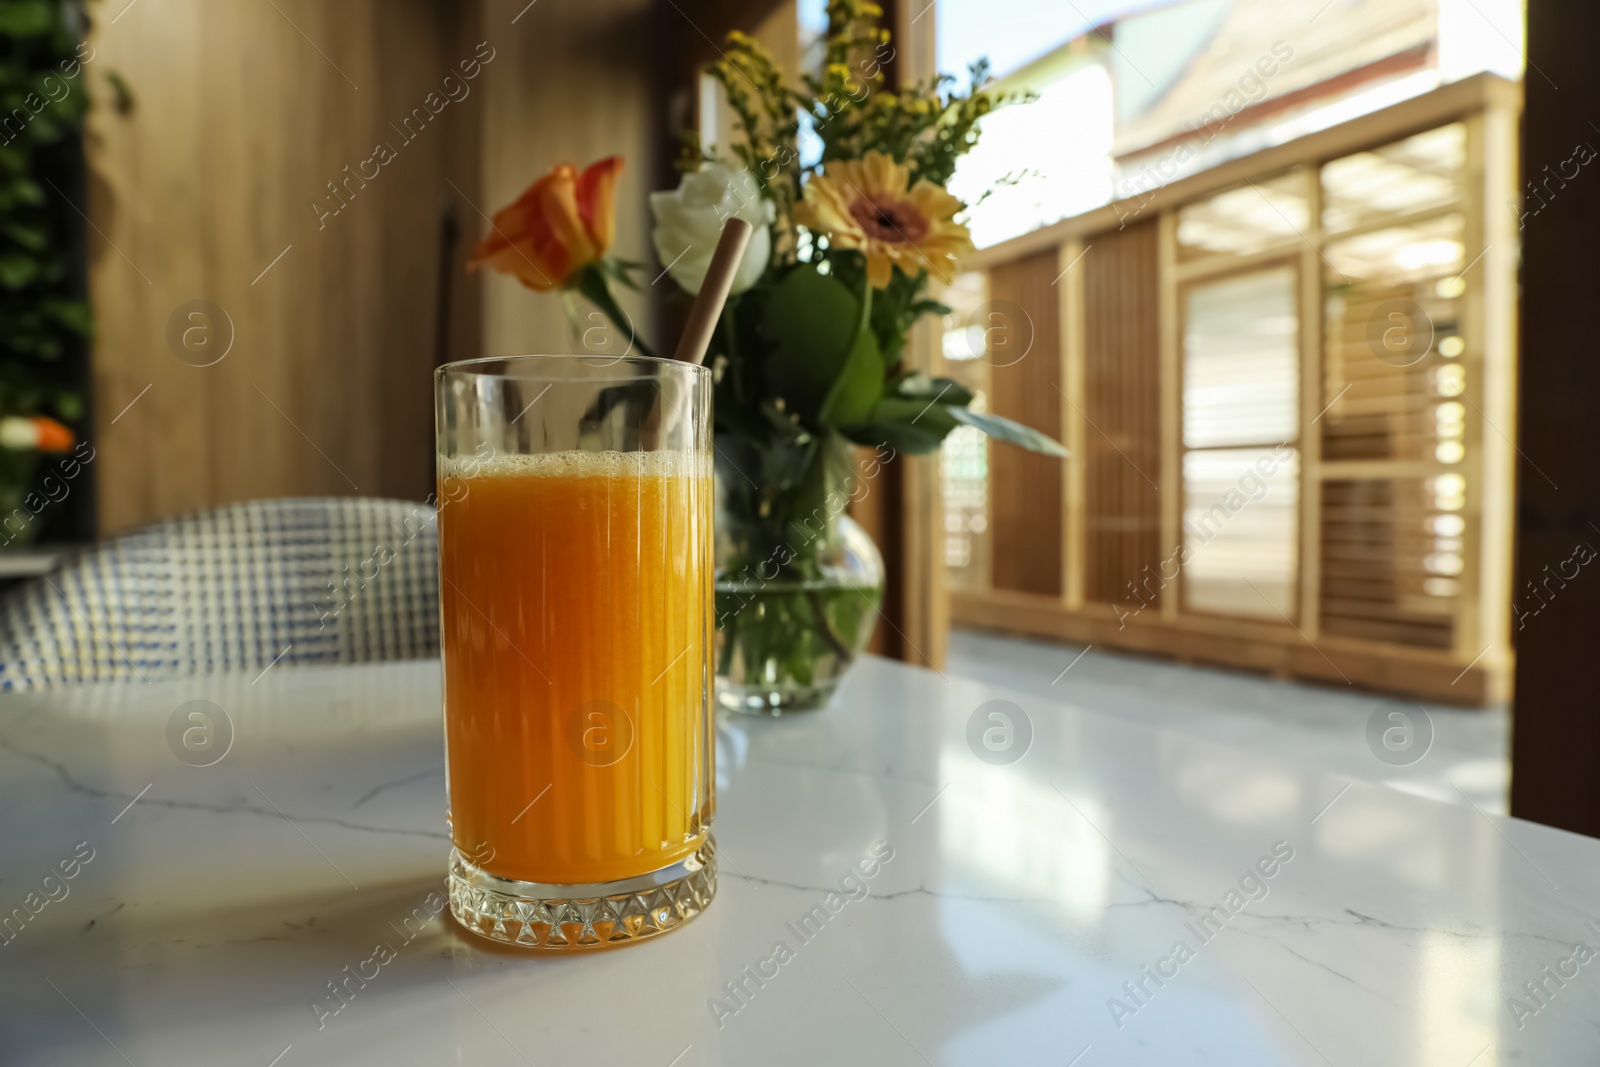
<box><xmin>471</xmin><ymin>0</ymin><xmax>1064</xmax><ymax>713</ymax></box>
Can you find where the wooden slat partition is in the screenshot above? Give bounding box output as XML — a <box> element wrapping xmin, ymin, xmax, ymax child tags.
<box><xmin>1082</xmin><ymin>220</ymin><xmax>1162</xmax><ymax>606</ymax></box>
<box><xmin>1320</xmin><ymin>478</ymin><xmax>1453</xmax><ymax>648</ymax></box>
<box><xmin>947</xmin><ymin>75</ymin><xmax>1520</xmax><ymax>707</ymax></box>
<box><xmin>986</xmin><ymin>250</ymin><xmax>1064</xmax><ymax>596</ymax></box>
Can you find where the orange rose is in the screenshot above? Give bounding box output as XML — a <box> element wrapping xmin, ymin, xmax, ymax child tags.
<box><xmin>468</xmin><ymin>156</ymin><xmax>623</xmax><ymax>292</ymax></box>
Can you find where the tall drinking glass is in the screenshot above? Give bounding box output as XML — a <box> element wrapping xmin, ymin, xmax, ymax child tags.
<box><xmin>435</xmin><ymin>355</ymin><xmax>715</xmax><ymax>949</ymax></box>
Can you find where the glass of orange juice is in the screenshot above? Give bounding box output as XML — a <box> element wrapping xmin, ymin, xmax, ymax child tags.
<box><xmin>435</xmin><ymin>355</ymin><xmax>715</xmax><ymax>949</ymax></box>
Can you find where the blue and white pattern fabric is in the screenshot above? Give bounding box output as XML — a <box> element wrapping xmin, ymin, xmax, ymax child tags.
<box><xmin>0</xmin><ymin>498</ymin><xmax>439</xmax><ymax>690</ymax></box>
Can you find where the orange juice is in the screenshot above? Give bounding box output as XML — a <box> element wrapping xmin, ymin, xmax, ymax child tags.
<box><xmin>438</xmin><ymin>450</ymin><xmax>714</xmax><ymax>885</ymax></box>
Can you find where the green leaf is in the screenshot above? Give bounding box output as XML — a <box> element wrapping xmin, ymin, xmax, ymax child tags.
<box><xmin>842</xmin><ymin>396</ymin><xmax>959</xmax><ymax>455</ymax></box>
<box><xmin>819</xmin><ymin>328</ymin><xmax>882</xmax><ymax>426</ymax></box>
<box><xmin>0</xmin><ymin>1</ymin><xmax>54</xmax><ymax>35</ymax></box>
<box><xmin>30</xmin><ymin>112</ymin><xmax>61</xmax><ymax>144</ymax></box>
<box><xmin>762</xmin><ymin>263</ymin><xmax>870</xmax><ymax>424</ymax></box>
<box><xmin>950</xmin><ymin>406</ymin><xmax>1070</xmax><ymax>457</ymax></box>
<box><xmin>42</xmin><ymin>298</ymin><xmax>90</xmax><ymax>336</ymax></box>
<box><xmin>890</xmin><ymin>372</ymin><xmax>974</xmax><ymax>408</ymax></box>
<box><xmin>713</xmin><ymin>389</ymin><xmax>771</xmax><ymax>444</ymax></box>
<box><xmin>11</xmin><ymin>177</ymin><xmax>44</xmax><ymax>206</ymax></box>
<box><xmin>0</xmin><ymin>253</ymin><xmax>39</xmax><ymax>288</ymax></box>
<box><xmin>757</xmin><ymin>399</ymin><xmax>808</xmax><ymax>441</ymax></box>
<box><xmin>53</xmin><ymin>392</ymin><xmax>83</xmax><ymax>421</ymax></box>
<box><xmin>573</xmin><ymin>263</ymin><xmax>655</xmax><ymax>358</ymax></box>
<box><xmin>3</xmin><ymin>220</ymin><xmax>47</xmax><ymax>251</ymax></box>
<box><xmin>597</xmin><ymin>256</ymin><xmax>647</xmax><ymax>292</ymax></box>
<box><xmin>814</xmin><ymin>269</ymin><xmax>885</xmax><ymax>427</ymax></box>
<box><xmin>878</xmin><ymin>328</ymin><xmax>905</xmax><ymax>372</ymax></box>
<box><xmin>908</xmin><ymin>298</ymin><xmax>953</xmax><ymax>317</ymax></box>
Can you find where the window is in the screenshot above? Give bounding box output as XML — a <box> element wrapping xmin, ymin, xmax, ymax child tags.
<box><xmin>1176</xmin><ymin>172</ymin><xmax>1308</xmax><ymax>262</ymax></box>
<box><xmin>1318</xmin><ymin>126</ymin><xmax>1469</xmax><ymax>646</ymax></box>
<box><xmin>937</xmin><ymin>36</ymin><xmax>1517</xmax><ymax>700</ymax></box>
<box><xmin>943</xmin><ymin>423</ymin><xmax>991</xmax><ymax>582</ymax></box>
<box><xmin>939</xmin><ymin>273</ymin><xmax>993</xmax><ymax>590</ymax></box>
<box><xmin>1181</xmin><ymin>267</ymin><xmax>1300</xmax><ymax>619</ymax></box>
<box><xmin>1321</xmin><ymin>124</ymin><xmax>1465</xmax><ymax>233</ymax></box>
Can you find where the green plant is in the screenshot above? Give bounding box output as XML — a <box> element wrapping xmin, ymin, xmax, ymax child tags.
<box><xmin>663</xmin><ymin>1</ymin><xmax>1064</xmax><ymax>706</ymax></box>
<box><xmin>0</xmin><ymin>0</ymin><xmax>92</xmax><ymax>536</ymax></box>
<box><xmin>689</xmin><ymin>0</ymin><xmax>1058</xmax><ymax>471</ymax></box>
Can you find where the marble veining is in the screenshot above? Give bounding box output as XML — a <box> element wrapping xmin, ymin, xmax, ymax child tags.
<box><xmin>1</xmin><ymin>656</ymin><xmax>1597</xmax><ymax>1066</ymax></box>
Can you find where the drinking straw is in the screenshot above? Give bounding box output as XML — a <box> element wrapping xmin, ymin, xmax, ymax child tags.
<box><xmin>672</xmin><ymin>218</ymin><xmax>754</xmax><ymax>366</ymax></box>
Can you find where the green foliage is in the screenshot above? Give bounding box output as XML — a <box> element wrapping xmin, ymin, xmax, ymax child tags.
<box><xmin>680</xmin><ymin>2</ymin><xmax>1063</xmax><ymax>685</ymax></box>
<box><xmin>715</xmin><ymin>580</ymin><xmax>877</xmax><ymax>690</ymax></box>
<box><xmin>693</xmin><ymin>0</ymin><xmax>1063</xmax><ymax>467</ymax></box>
<box><xmin>837</xmin><ymin>371</ymin><xmax>1064</xmax><ymax>456</ymax></box>
<box><xmin>573</xmin><ymin>262</ymin><xmax>654</xmax><ymax>358</ymax></box>
<box><xmin>820</xmin><ymin>326</ymin><xmax>881</xmax><ymax>426</ymax></box>
<box><xmin>0</xmin><ymin>0</ymin><xmax>90</xmax><ymax>431</ymax></box>
<box><xmin>760</xmin><ymin>263</ymin><xmax>860</xmax><ymax>420</ymax></box>
<box><xmin>892</xmin><ymin>371</ymin><xmax>974</xmax><ymax>408</ymax></box>
<box><xmin>843</xmin><ymin>395</ymin><xmax>959</xmax><ymax>454</ymax></box>
<box><xmin>949</xmin><ymin>406</ymin><xmax>1069</xmax><ymax>456</ymax></box>
<box><xmin>760</xmin><ymin>262</ymin><xmax>883</xmax><ymax>427</ymax></box>
<box><xmin>701</xmin><ymin>29</ymin><xmax>805</xmax><ymax>236</ymax></box>
<box><xmin>810</xmin><ymin>49</ymin><xmax>1008</xmax><ymax>192</ymax></box>
<box><xmin>821</xmin><ymin>244</ymin><xmax>946</xmax><ymax>374</ymax></box>
<box><xmin>702</xmin><ymin>1</ymin><xmax>1027</xmax><ymax>239</ymax></box>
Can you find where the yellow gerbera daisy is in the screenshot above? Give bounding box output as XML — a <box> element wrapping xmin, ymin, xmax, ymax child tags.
<box><xmin>795</xmin><ymin>151</ymin><xmax>974</xmax><ymax>289</ymax></box>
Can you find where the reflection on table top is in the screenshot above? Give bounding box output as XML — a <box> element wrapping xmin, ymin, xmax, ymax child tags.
<box><xmin>1</xmin><ymin>656</ymin><xmax>1596</xmax><ymax>1066</ymax></box>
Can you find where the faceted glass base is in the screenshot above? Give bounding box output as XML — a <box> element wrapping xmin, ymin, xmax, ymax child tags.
<box><xmin>447</xmin><ymin>837</ymin><xmax>717</xmax><ymax>950</ymax></box>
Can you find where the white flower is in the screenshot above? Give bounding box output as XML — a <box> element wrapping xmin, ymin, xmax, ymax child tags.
<box><xmin>649</xmin><ymin>163</ymin><xmax>773</xmax><ymax>295</ymax></box>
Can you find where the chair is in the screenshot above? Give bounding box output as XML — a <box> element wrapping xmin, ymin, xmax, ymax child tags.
<box><xmin>0</xmin><ymin>498</ymin><xmax>439</xmax><ymax>690</ymax></box>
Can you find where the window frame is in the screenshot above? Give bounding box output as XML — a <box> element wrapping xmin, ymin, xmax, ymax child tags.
<box><xmin>1175</xmin><ymin>253</ymin><xmax>1305</xmax><ymax>624</ymax></box>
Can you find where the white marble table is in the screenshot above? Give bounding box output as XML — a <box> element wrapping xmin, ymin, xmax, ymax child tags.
<box><xmin>2</xmin><ymin>657</ymin><xmax>1597</xmax><ymax>1066</ymax></box>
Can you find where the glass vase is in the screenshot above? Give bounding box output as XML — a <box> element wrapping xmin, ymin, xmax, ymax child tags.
<box><xmin>713</xmin><ymin>431</ymin><xmax>885</xmax><ymax>715</ymax></box>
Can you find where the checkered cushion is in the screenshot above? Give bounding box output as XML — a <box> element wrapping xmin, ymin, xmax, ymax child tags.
<box><xmin>0</xmin><ymin>497</ymin><xmax>439</xmax><ymax>690</ymax></box>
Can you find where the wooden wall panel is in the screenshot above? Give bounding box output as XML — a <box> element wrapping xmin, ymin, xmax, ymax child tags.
<box><xmin>478</xmin><ymin>0</ymin><xmax>655</xmax><ymax>361</ymax></box>
<box><xmin>84</xmin><ymin>0</ymin><xmax>665</xmax><ymax>533</ymax></box>
<box><xmin>86</xmin><ymin>0</ymin><xmax>487</xmax><ymax>532</ymax></box>
<box><xmin>1082</xmin><ymin>220</ymin><xmax>1162</xmax><ymax>606</ymax></box>
<box><xmin>987</xmin><ymin>249</ymin><xmax>1064</xmax><ymax>596</ymax></box>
